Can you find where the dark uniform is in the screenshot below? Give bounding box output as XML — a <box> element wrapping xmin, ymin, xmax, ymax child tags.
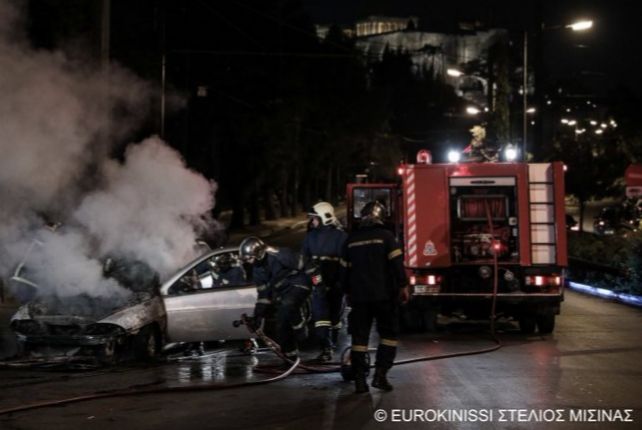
<box><xmin>341</xmin><ymin>209</ymin><xmax>407</xmax><ymax>392</ymax></box>
<box><xmin>301</xmin><ymin>224</ymin><xmax>347</xmax><ymax>353</ymax></box>
<box><xmin>210</xmin><ymin>265</ymin><xmax>246</xmax><ymax>288</ymax></box>
<box><xmin>252</xmin><ymin>247</ymin><xmax>314</xmax><ymax>359</ymax></box>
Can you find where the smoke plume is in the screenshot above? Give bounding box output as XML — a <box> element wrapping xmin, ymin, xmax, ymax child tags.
<box><xmin>0</xmin><ymin>0</ymin><xmax>221</xmax><ymax>310</ymax></box>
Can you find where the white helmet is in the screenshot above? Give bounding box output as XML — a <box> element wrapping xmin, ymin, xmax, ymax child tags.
<box><xmin>308</xmin><ymin>201</ymin><xmax>337</xmax><ymax>226</ymax></box>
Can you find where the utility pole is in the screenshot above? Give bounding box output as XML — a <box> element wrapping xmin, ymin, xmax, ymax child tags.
<box><xmin>522</xmin><ymin>30</ymin><xmax>528</xmax><ymax>161</ymax></box>
<box><xmin>100</xmin><ymin>0</ymin><xmax>111</xmax><ymax>69</ymax></box>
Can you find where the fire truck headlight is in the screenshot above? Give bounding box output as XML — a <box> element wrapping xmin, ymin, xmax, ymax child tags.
<box><xmin>447</xmin><ymin>150</ymin><xmax>461</xmax><ymax>163</ymax></box>
<box><xmin>504</xmin><ymin>146</ymin><xmax>518</xmax><ymax>161</ymax></box>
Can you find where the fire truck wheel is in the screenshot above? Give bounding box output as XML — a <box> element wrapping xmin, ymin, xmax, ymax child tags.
<box><xmin>518</xmin><ymin>316</ymin><xmax>536</xmax><ymax>334</ymax></box>
<box><xmin>536</xmin><ymin>312</ymin><xmax>555</xmax><ymax>334</ymax></box>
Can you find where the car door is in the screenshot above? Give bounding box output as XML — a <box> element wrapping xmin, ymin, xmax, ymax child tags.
<box><xmin>161</xmin><ymin>249</ymin><xmax>257</xmax><ymax>342</ymax></box>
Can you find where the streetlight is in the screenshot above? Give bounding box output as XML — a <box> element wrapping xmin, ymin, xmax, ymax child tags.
<box><xmin>466</xmin><ymin>106</ymin><xmax>481</xmax><ymax>115</ymax></box>
<box><xmin>567</xmin><ymin>20</ymin><xmax>593</xmax><ymax>31</ymax></box>
<box><xmin>522</xmin><ymin>19</ymin><xmax>593</xmax><ymax>161</ymax></box>
<box><xmin>447</xmin><ymin>68</ymin><xmax>464</xmax><ymax>77</ymax></box>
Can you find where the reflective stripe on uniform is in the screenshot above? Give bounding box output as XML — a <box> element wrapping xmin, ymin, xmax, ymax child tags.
<box><xmin>347</xmin><ymin>239</ymin><xmax>384</xmax><ymax>248</ymax></box>
<box><xmin>292</xmin><ymin>284</ymin><xmax>310</xmax><ymax>291</ymax></box>
<box><xmin>256</xmin><ymin>284</ymin><xmax>268</xmax><ymax>292</ymax></box>
<box><xmin>388</xmin><ymin>249</ymin><xmax>402</xmax><ymax>259</ymax></box>
<box><xmin>315</xmin><ymin>320</ymin><xmax>331</xmax><ymax>328</ymax></box>
<box><xmin>380</xmin><ymin>338</ymin><xmax>398</xmax><ymax>347</ymax></box>
<box><xmin>274</xmin><ymin>271</ymin><xmax>300</xmax><ymax>288</ymax></box>
<box><xmin>256</xmin><ymin>298</ymin><xmax>272</xmax><ymax>305</ymax></box>
<box><xmin>351</xmin><ymin>344</ymin><xmax>369</xmax><ymax>352</ymax></box>
<box><xmin>331</xmin><ymin>322</ymin><xmax>342</xmax><ymax>329</ymax></box>
<box><xmin>313</xmin><ymin>255</ymin><xmax>340</xmax><ymax>262</ymax></box>
<box><xmin>339</xmin><ymin>259</ymin><xmax>351</xmax><ymax>268</ymax></box>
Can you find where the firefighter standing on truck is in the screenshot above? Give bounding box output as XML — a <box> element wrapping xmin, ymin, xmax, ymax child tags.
<box><xmin>239</xmin><ymin>236</ymin><xmax>318</xmax><ymax>361</ymax></box>
<box><xmin>301</xmin><ymin>201</ymin><xmax>347</xmax><ymax>362</ymax></box>
<box><xmin>341</xmin><ymin>201</ymin><xmax>409</xmax><ymax>393</ymax></box>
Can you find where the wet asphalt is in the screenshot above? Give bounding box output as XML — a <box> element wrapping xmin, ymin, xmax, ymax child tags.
<box><xmin>1</xmin><ymin>228</ymin><xmax>642</xmax><ymax>429</ymax></box>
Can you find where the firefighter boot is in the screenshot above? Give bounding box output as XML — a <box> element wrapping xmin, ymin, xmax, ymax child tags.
<box><xmin>371</xmin><ymin>367</ymin><xmax>393</xmax><ymax>391</ymax></box>
<box><xmin>351</xmin><ymin>351</ymin><xmax>369</xmax><ymax>394</ymax></box>
<box><xmin>354</xmin><ymin>371</ymin><xmax>369</xmax><ymax>394</ymax></box>
<box><xmin>315</xmin><ymin>347</ymin><xmax>333</xmax><ymax>363</ymax></box>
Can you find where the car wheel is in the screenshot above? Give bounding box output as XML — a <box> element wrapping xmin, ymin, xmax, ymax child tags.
<box><xmin>536</xmin><ymin>312</ymin><xmax>556</xmax><ymax>334</ymax></box>
<box><xmin>97</xmin><ymin>339</ymin><xmax>118</xmax><ymax>365</ymax></box>
<box><xmin>134</xmin><ymin>325</ymin><xmax>160</xmax><ymax>361</ymax></box>
<box><xmin>518</xmin><ymin>315</ymin><xmax>536</xmax><ymax>334</ymax></box>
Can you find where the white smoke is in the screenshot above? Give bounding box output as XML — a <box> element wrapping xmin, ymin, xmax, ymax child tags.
<box><xmin>0</xmin><ymin>0</ymin><xmax>221</xmax><ymax>308</ymax></box>
<box><xmin>74</xmin><ymin>137</ymin><xmax>218</xmax><ymax>278</ymax></box>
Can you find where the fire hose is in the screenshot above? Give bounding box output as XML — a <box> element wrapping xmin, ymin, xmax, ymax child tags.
<box><xmin>0</xmin><ymin>205</ymin><xmax>503</xmax><ymax>416</ymax></box>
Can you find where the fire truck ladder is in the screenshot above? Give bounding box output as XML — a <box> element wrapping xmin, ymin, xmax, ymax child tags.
<box><xmin>528</xmin><ymin>164</ymin><xmax>557</xmax><ymax>265</ymax></box>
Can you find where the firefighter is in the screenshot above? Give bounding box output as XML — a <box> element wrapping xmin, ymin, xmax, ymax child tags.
<box><xmin>341</xmin><ymin>201</ymin><xmax>409</xmax><ymax>393</ymax></box>
<box><xmin>463</xmin><ymin>124</ymin><xmax>499</xmax><ymax>162</ymax></box>
<box><xmin>301</xmin><ymin>201</ymin><xmax>347</xmax><ymax>362</ymax></box>
<box><xmin>239</xmin><ymin>236</ymin><xmax>318</xmax><ymax>360</ymax></box>
<box><xmin>210</xmin><ymin>253</ymin><xmax>246</xmax><ymax>287</ymax></box>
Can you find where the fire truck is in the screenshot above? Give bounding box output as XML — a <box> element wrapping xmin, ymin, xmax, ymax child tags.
<box><xmin>346</xmin><ymin>155</ymin><xmax>567</xmax><ymax>334</ymax></box>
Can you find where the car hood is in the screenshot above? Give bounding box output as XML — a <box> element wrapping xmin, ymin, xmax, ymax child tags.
<box><xmin>11</xmin><ymin>292</ymin><xmax>163</xmax><ymax>332</ymax></box>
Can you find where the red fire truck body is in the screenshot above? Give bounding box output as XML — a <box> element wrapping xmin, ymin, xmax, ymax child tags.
<box><xmin>346</xmin><ymin>161</ymin><xmax>567</xmax><ymax>333</ymax></box>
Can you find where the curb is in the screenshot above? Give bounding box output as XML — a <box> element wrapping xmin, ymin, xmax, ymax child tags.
<box><xmin>568</xmin><ymin>282</ymin><xmax>642</xmax><ymax>308</ymax></box>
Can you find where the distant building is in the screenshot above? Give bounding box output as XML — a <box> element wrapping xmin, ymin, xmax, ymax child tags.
<box><xmin>355</xmin><ymin>16</ymin><xmax>419</xmax><ymax>37</ymax></box>
<box><xmin>355</xmin><ymin>27</ymin><xmax>507</xmax><ymax>108</ymax></box>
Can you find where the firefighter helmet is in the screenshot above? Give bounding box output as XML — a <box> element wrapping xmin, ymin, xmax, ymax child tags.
<box><xmin>213</xmin><ymin>253</ymin><xmax>234</xmax><ymax>271</ymax></box>
<box><xmin>360</xmin><ymin>201</ymin><xmax>386</xmax><ymax>224</ymax></box>
<box><xmin>239</xmin><ymin>237</ymin><xmax>267</xmax><ymax>264</ymax></box>
<box><xmin>308</xmin><ymin>201</ymin><xmax>337</xmax><ymax>226</ymax></box>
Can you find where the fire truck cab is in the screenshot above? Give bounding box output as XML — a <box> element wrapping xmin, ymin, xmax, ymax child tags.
<box><xmin>346</xmin><ymin>159</ymin><xmax>567</xmax><ymax>334</ymax></box>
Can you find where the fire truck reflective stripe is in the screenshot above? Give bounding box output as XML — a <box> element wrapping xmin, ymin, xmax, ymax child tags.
<box><xmin>406</xmin><ymin>167</ymin><xmax>418</xmax><ymax>266</ymax></box>
<box><xmin>352</xmin><ymin>344</ymin><xmax>369</xmax><ymax>352</ymax></box>
<box><xmin>380</xmin><ymin>338</ymin><xmax>398</xmax><ymax>347</ymax></box>
<box><xmin>348</xmin><ymin>239</ymin><xmax>385</xmax><ymax>248</ymax></box>
<box><xmin>388</xmin><ymin>249</ymin><xmax>402</xmax><ymax>259</ymax></box>
<box><xmin>257</xmin><ymin>299</ymin><xmax>272</xmax><ymax>304</ymax></box>
<box><xmin>315</xmin><ymin>320</ymin><xmax>332</xmax><ymax>328</ymax></box>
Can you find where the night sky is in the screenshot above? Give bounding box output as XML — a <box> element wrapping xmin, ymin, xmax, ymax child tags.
<box><xmin>302</xmin><ymin>0</ymin><xmax>642</xmax><ymax>97</ymax></box>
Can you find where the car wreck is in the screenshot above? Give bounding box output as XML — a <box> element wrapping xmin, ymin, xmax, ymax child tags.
<box><xmin>9</xmin><ymin>247</ymin><xmax>257</xmax><ymax>364</ymax></box>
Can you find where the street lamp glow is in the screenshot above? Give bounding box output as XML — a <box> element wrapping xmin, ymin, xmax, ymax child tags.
<box><xmin>590</xmin><ymin>120</ymin><xmax>598</xmax><ymax>126</ymax></box>
<box><xmin>504</xmin><ymin>146</ymin><xmax>518</xmax><ymax>161</ymax></box>
<box><xmin>601</xmin><ymin>123</ymin><xmax>608</xmax><ymax>129</ymax></box>
<box><xmin>526</xmin><ymin>107</ymin><xmax>536</xmax><ymax>114</ymax></box>
<box><xmin>447</xmin><ymin>68</ymin><xmax>464</xmax><ymax>77</ymax></box>
<box><xmin>567</xmin><ymin>20</ymin><xmax>593</xmax><ymax>31</ymax></box>
<box><xmin>448</xmin><ymin>150</ymin><xmax>461</xmax><ymax>163</ymax></box>
<box><xmin>595</xmin><ymin>129</ymin><xmax>604</xmax><ymax>135</ymax></box>
<box><xmin>568</xmin><ymin>120</ymin><xmax>577</xmax><ymax>126</ymax></box>
<box><xmin>561</xmin><ymin>118</ymin><xmax>569</xmax><ymax>124</ymax></box>
<box><xmin>466</xmin><ymin>106</ymin><xmax>481</xmax><ymax>115</ymax></box>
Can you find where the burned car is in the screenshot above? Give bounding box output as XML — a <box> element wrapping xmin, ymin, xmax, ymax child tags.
<box><xmin>10</xmin><ymin>247</ymin><xmax>256</xmax><ymax>363</ymax></box>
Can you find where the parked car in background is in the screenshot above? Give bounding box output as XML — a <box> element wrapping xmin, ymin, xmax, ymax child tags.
<box><xmin>10</xmin><ymin>247</ymin><xmax>256</xmax><ymax>363</ymax></box>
